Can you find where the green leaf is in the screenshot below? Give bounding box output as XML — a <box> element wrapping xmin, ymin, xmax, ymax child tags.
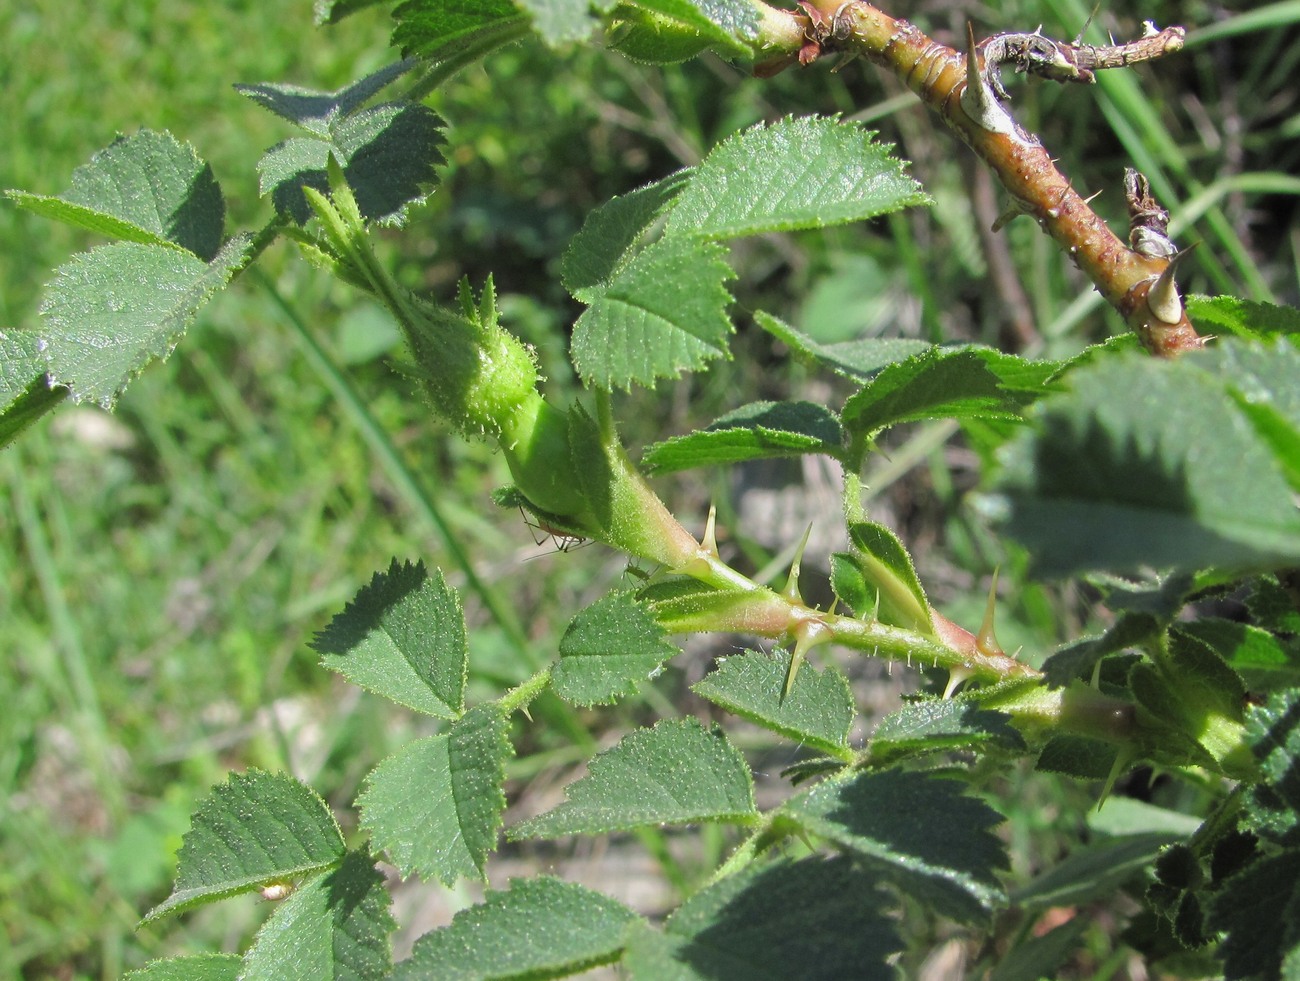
<box><xmin>664</xmin><ymin>116</ymin><xmax>928</xmax><ymax>240</ymax></box>
<box><xmin>570</xmin><ymin>236</ymin><xmax>734</xmax><ymax>391</ymax></box>
<box><xmin>837</xmin><ymin>520</ymin><xmax>931</xmax><ymax>633</ymax></box>
<box><xmin>358</xmin><ymin>704</ymin><xmax>510</xmax><ymax>884</ymax></box>
<box><xmin>1041</xmin><ymin>572</ymin><xmax>1191</xmax><ymax>686</ymax></box>
<box><xmin>781</xmin><ymin>768</ymin><xmax>1008</xmax><ymax>923</ymax></box>
<box><xmin>988</xmin><ymin>340</ymin><xmax>1300</xmax><ymax>577</ymax></box>
<box><xmin>1087</xmin><ymin>798</ymin><xmax>1204</xmax><ymax>838</ymax></box>
<box><xmin>1035</xmin><ymin>735</ymin><xmax>1119</xmax><ymax>780</ymax></box>
<box><xmin>7</xmin><ymin>130</ymin><xmax>224</xmax><ymax>260</ymax></box>
<box><xmin>755</xmin><ymin>312</ymin><xmax>933</xmax><ymax>380</ymax></box>
<box><xmin>1187</xmin><ymin>294</ymin><xmax>1300</xmax><ymax>341</ymax></box>
<box><xmin>1184</xmin><ymin>618</ymin><xmax>1300</xmax><ymax>691</ymax></box>
<box><xmin>561</xmin><ymin>171</ymin><xmax>689</xmax><ymax>299</ymax></box>
<box><xmin>552</xmin><ymin>591</ymin><xmax>680</xmax><ymax>706</ymax></box>
<box><xmin>622</xmin><ymin>856</ymin><xmax>901</xmax><ymax>979</ymax></box>
<box><xmin>1242</xmin><ymin>690</ymin><xmax>1300</xmax><ymax>841</ymax></box>
<box><xmin>240</xmin><ymin>851</ymin><xmax>394</xmax><ymax>981</ymax></box>
<box><xmin>988</xmin><ymin>917</ymin><xmax>1089</xmax><ymax>981</ymax></box>
<box><xmin>607</xmin><ymin>0</ymin><xmax>758</xmax><ymax>62</ymax></box>
<box><xmin>395</xmin><ymin>877</ymin><xmax>639</xmax><ymax>980</ymax></box>
<box><xmin>1011</xmin><ymin>833</ymin><xmax>1175</xmax><ymax>909</ymax></box>
<box><xmin>316</xmin><ymin>0</ymin><xmax>388</xmax><ymax>25</ymax></box>
<box><xmin>642</xmin><ymin>400</ymin><xmax>843</xmax><ymax>473</ymax></box>
<box><xmin>515</xmin><ymin>0</ymin><xmax>599</xmax><ymax>43</ymax></box>
<box><xmin>235</xmin><ymin>61</ymin><xmax>418</xmax><ymax>137</ymax></box>
<box><xmin>143</xmin><ymin>770</ymin><xmax>345</xmax><ymax>923</ymax></box>
<box><xmin>870</xmin><ymin>696</ymin><xmax>1025</xmax><ymax>762</ymax></box>
<box><xmin>255</xmin><ymin>101</ymin><xmax>445</xmax><ymax>225</ymax></box>
<box><xmin>1248</xmin><ymin>575</ymin><xmax>1300</xmax><ymax>634</ymax></box>
<box><xmin>312</xmin><ymin>559</ymin><xmax>467</xmax><ymax>718</ymax></box>
<box><xmin>841</xmin><ymin>347</ymin><xmax>1044</xmax><ymax>437</ymax></box>
<box><xmin>509</xmin><ymin>719</ymin><xmax>757</xmax><ymax>839</ymax></box>
<box><xmin>0</xmin><ymin>329</ymin><xmax>65</xmax><ymax>449</ymax></box>
<box><xmin>392</xmin><ymin>0</ymin><xmax>527</xmax><ymax>60</ymax></box>
<box><xmin>39</xmin><ymin>236</ymin><xmax>249</xmax><ymax>408</ymax></box>
<box><xmin>124</xmin><ymin>955</ymin><xmax>242</xmax><ymax>981</ymax></box>
<box><xmin>691</xmin><ymin>650</ymin><xmax>855</xmax><ymax>757</ymax></box>
<box><xmin>1208</xmin><ymin>849</ymin><xmax>1300</xmax><ymax>980</ymax></box>
<box><xmin>1217</xmin><ymin>340</ymin><xmax>1300</xmax><ymax>494</ymax></box>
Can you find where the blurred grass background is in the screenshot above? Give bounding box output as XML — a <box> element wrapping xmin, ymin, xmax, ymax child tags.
<box><xmin>2</xmin><ymin>0</ymin><xmax>1297</xmax><ymax>977</ymax></box>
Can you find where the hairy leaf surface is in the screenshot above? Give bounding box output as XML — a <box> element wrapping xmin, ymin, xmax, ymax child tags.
<box><xmin>396</xmin><ymin>877</ymin><xmax>638</xmax><ymax>980</ymax></box>
<box><xmin>782</xmin><ymin>769</ymin><xmax>1008</xmax><ymax>923</ymax></box>
<box><xmin>239</xmin><ymin>852</ymin><xmax>393</xmax><ymax>981</ymax></box>
<box><xmin>358</xmin><ymin>705</ymin><xmax>510</xmax><ymax>884</ymax></box>
<box><xmin>143</xmin><ymin>770</ymin><xmax>345</xmax><ymax>922</ymax></box>
<box><xmin>642</xmin><ymin>401</ymin><xmax>843</xmax><ymax>473</ymax></box>
<box><xmin>510</xmin><ymin>719</ymin><xmax>756</xmax><ymax>838</ymax></box>
<box><xmin>312</xmin><ymin>559</ymin><xmax>467</xmax><ymax>718</ymax></box>
<box><xmin>552</xmin><ymin>591</ymin><xmax>680</xmax><ymax>706</ymax></box>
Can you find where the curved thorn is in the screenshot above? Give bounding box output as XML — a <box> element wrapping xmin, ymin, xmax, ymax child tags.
<box><xmin>976</xmin><ymin>569</ymin><xmax>1005</xmax><ymax>658</ymax></box>
<box><xmin>1148</xmin><ymin>244</ymin><xmax>1198</xmax><ymax>325</ymax></box>
<box><xmin>702</xmin><ymin>504</ymin><xmax>720</xmax><ymax>558</ymax></box>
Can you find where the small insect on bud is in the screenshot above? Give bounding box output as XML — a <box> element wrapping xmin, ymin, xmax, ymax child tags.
<box><xmin>260</xmin><ymin>881</ymin><xmax>295</xmax><ymax>901</ymax></box>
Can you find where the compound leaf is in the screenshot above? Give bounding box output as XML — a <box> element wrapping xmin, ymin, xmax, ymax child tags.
<box><xmin>665</xmin><ymin>116</ymin><xmax>928</xmax><ymax>240</ymax></box>
<box><xmin>312</xmin><ymin>559</ymin><xmax>467</xmax><ymax>719</ymax></box>
<box><xmin>510</xmin><ymin>719</ymin><xmax>756</xmax><ymax>839</ymax></box>
<box><xmin>358</xmin><ymin>705</ymin><xmax>510</xmax><ymax>884</ymax></box>
<box><xmin>552</xmin><ymin>591</ymin><xmax>680</xmax><ymax>706</ymax></box>
<box><xmin>781</xmin><ymin>768</ymin><xmax>1007</xmax><ymax>923</ymax></box>
<box><xmin>395</xmin><ymin>877</ymin><xmax>639</xmax><ymax>980</ymax></box>
<box><xmin>143</xmin><ymin>770</ymin><xmax>344</xmax><ymax>923</ymax></box>
<box><xmin>240</xmin><ymin>851</ymin><xmax>393</xmax><ymax>981</ymax></box>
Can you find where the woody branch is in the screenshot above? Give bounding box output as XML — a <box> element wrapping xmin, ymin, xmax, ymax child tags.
<box><xmin>757</xmin><ymin>1</ymin><xmax>1202</xmax><ymax>357</ymax></box>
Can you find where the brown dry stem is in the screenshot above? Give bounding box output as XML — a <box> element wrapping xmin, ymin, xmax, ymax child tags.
<box><xmin>778</xmin><ymin>1</ymin><xmax>1203</xmax><ymax>356</ymax></box>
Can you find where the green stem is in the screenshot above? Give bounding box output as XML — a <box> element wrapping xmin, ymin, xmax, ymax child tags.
<box><xmin>499</xmin><ymin>665</ymin><xmax>554</xmax><ymax>716</ymax></box>
<box><xmin>253</xmin><ymin>270</ymin><xmax>539</xmax><ymax>667</ymax></box>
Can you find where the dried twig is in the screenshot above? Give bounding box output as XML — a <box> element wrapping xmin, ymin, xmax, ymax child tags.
<box><xmin>768</xmin><ymin>2</ymin><xmax>1202</xmax><ymax>356</ymax></box>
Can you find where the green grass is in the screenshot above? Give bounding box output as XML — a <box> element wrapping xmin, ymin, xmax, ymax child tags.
<box><xmin>2</xmin><ymin>1</ymin><xmax>1296</xmax><ymax>976</ymax></box>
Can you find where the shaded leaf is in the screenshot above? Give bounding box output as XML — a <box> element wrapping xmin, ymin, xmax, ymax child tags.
<box><xmin>642</xmin><ymin>400</ymin><xmax>843</xmax><ymax>473</ymax></box>
<box><xmin>552</xmin><ymin>591</ymin><xmax>680</xmax><ymax>706</ymax></box>
<box><xmin>870</xmin><ymin>696</ymin><xmax>1026</xmax><ymax>762</ymax></box>
<box><xmin>256</xmin><ymin>101</ymin><xmax>445</xmax><ymax>225</ymax></box>
<box><xmin>39</xmin><ymin>236</ymin><xmax>249</xmax><ymax>408</ymax></box>
<box><xmin>987</xmin><ymin>341</ymin><xmax>1300</xmax><ymax>576</ymax></box>
<box><xmin>7</xmin><ymin>130</ymin><xmax>224</xmax><ymax>260</ymax></box>
<box><xmin>1011</xmin><ymin>834</ymin><xmax>1176</xmax><ymax>909</ymax></box>
<box><xmin>1206</xmin><ymin>850</ymin><xmax>1300</xmax><ymax>981</ymax></box>
<box><xmin>510</xmin><ymin>719</ymin><xmax>756</xmax><ymax>839</ymax></box>
<box><xmin>562</xmin><ymin>171</ymin><xmax>689</xmax><ymax>299</ymax></box>
<box><xmin>755</xmin><ymin>312</ymin><xmax>932</xmax><ymax>380</ymax></box>
<box><xmin>312</xmin><ymin>559</ymin><xmax>467</xmax><ymax>718</ymax></box>
<box><xmin>358</xmin><ymin>705</ymin><xmax>510</xmax><ymax>884</ymax></box>
<box><xmin>837</xmin><ymin>521</ymin><xmax>931</xmax><ymax>633</ymax></box>
<box><xmin>395</xmin><ymin>877</ymin><xmax>638</xmax><ymax>980</ymax></box>
<box><xmin>989</xmin><ymin>917</ymin><xmax>1089</xmax><ymax>981</ymax></box>
<box><xmin>0</xmin><ymin>329</ymin><xmax>65</xmax><ymax>449</ymax></box>
<box><xmin>692</xmin><ymin>650</ymin><xmax>855</xmax><ymax>756</ymax></box>
<box><xmin>622</xmin><ymin>856</ymin><xmax>901</xmax><ymax>980</ymax></box>
<box><xmin>570</xmin><ymin>236</ymin><xmax>734</xmax><ymax>391</ymax></box>
<box><xmin>143</xmin><ymin>770</ymin><xmax>344</xmax><ymax>923</ymax></box>
<box><xmin>240</xmin><ymin>851</ymin><xmax>393</xmax><ymax>981</ymax></box>
<box><xmin>781</xmin><ymin>768</ymin><xmax>1007</xmax><ymax>923</ymax></box>
<box><xmin>665</xmin><ymin>116</ymin><xmax>928</xmax><ymax>240</ymax></box>
<box><xmin>236</xmin><ymin>61</ymin><xmax>418</xmax><ymax>137</ymax></box>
